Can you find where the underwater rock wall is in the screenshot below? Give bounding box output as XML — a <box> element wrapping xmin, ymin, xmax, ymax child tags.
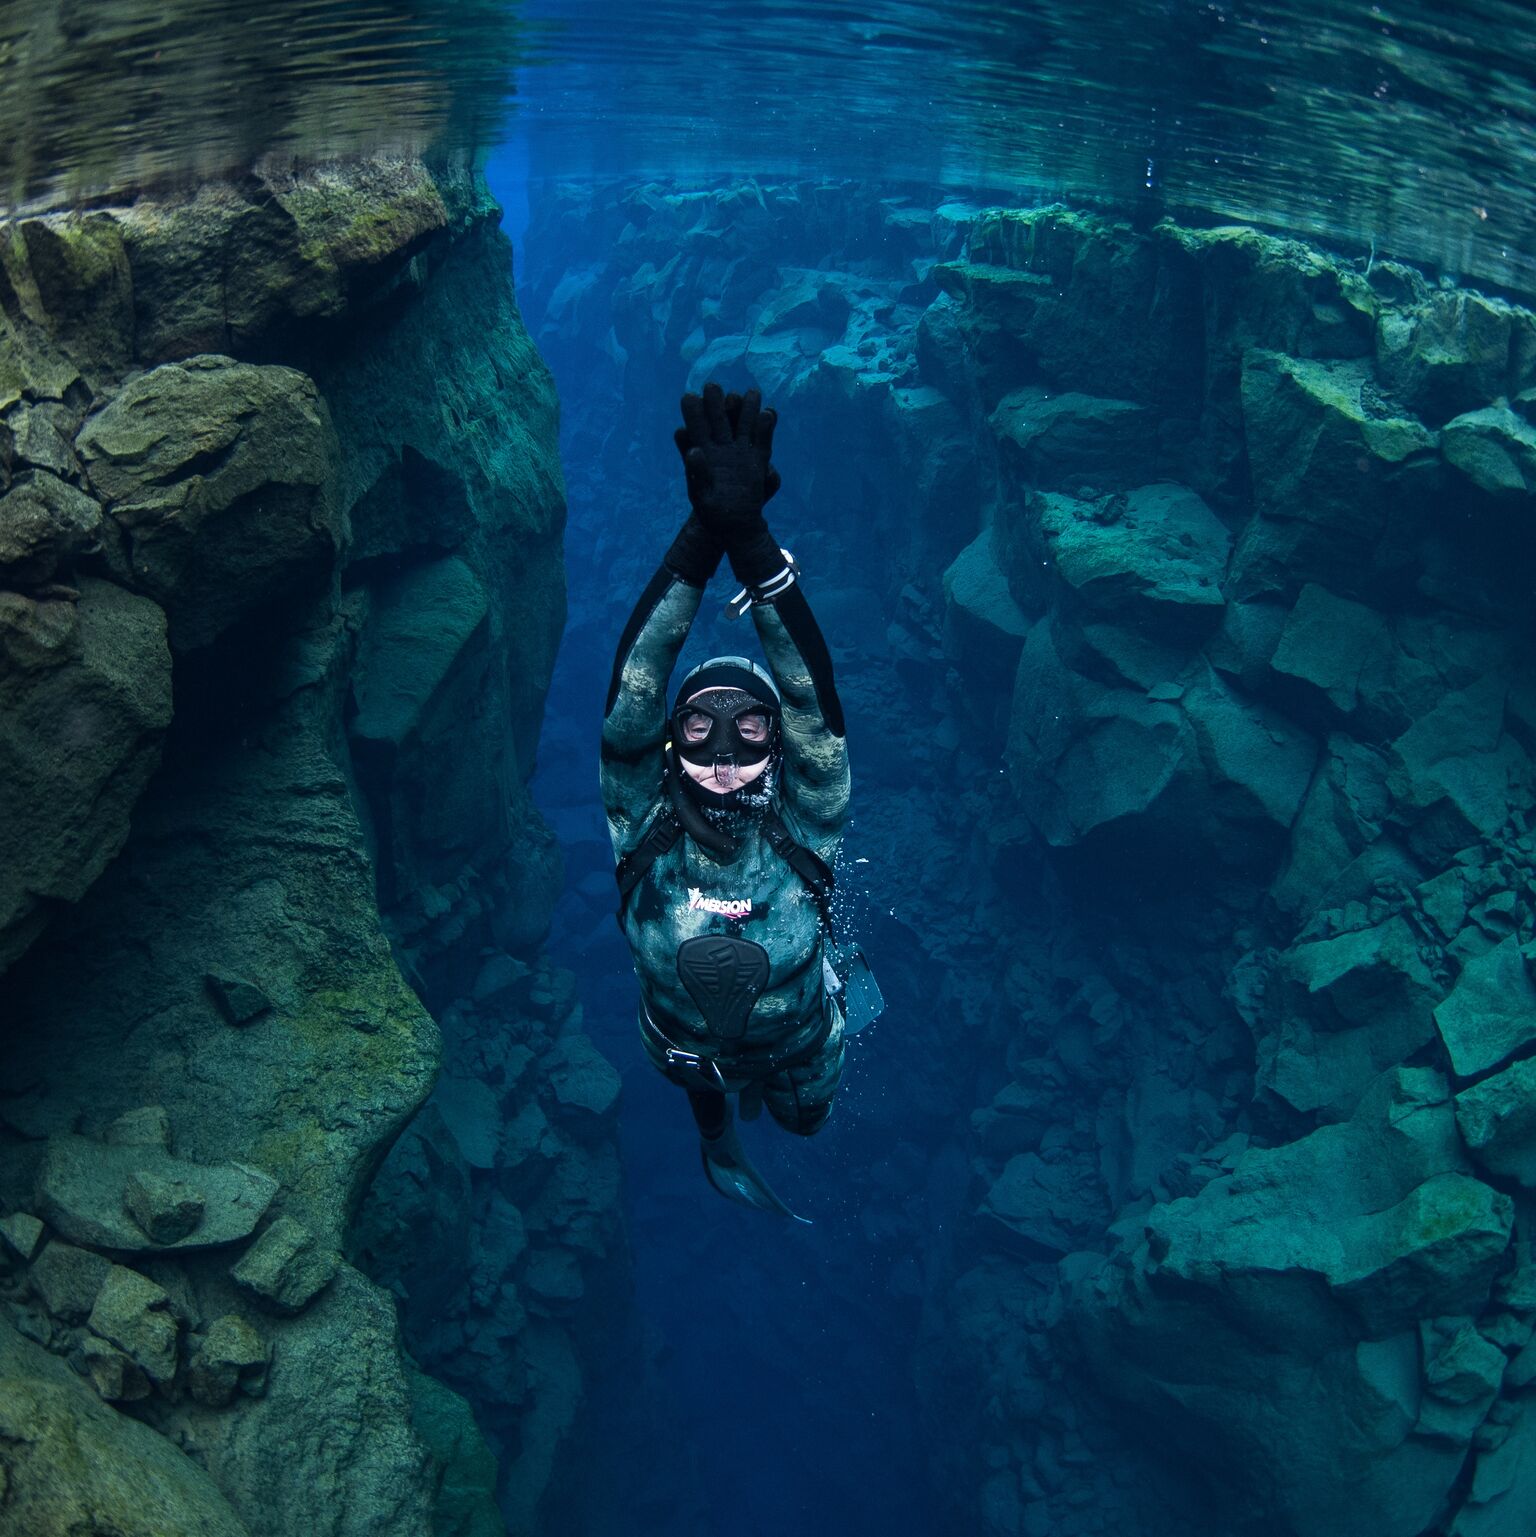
<box><xmin>0</xmin><ymin>161</ymin><xmax>617</xmax><ymax>1536</ymax></box>
<box><xmin>523</xmin><ymin>179</ymin><xmax>1536</xmax><ymax>1536</ymax></box>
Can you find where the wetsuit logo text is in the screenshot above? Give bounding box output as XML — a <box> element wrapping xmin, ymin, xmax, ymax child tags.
<box><xmin>687</xmin><ymin>887</ymin><xmax>753</xmax><ymax>919</ymax></box>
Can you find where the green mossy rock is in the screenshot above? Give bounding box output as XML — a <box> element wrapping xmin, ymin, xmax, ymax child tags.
<box><xmin>0</xmin><ymin>159</ymin><xmax>557</xmax><ymax>1537</ymax></box>
<box><xmin>180</xmin><ymin>1266</ymin><xmax>437</xmax><ymax>1537</ymax></box>
<box><xmin>992</xmin><ymin>388</ymin><xmax>1157</xmax><ymax>493</ymax></box>
<box><xmin>35</xmin><ymin>1130</ymin><xmax>277</xmax><ymax>1251</ymax></box>
<box><xmin>0</xmin><ymin>577</ymin><xmax>170</xmax><ymax>971</ymax></box>
<box><xmin>0</xmin><ymin>603</ymin><xmax>438</xmax><ymax>1252</ymax></box>
<box><xmin>1161</xmin><ymin>221</ymin><xmax>1378</xmax><ymax>363</ymax></box>
<box><xmin>1028</xmin><ymin>482</ymin><xmax>1229</xmax><ymax>639</ymax></box>
<box><xmin>76</xmin><ymin>355</ymin><xmax>342</xmax><ymax>650</ymax></box>
<box><xmin>1231</xmin><ymin>350</ymin><xmax>1437</xmax><ymax>601</ymax></box>
<box><xmin>0</xmin><ymin>469</ymin><xmax>100</xmax><ymax>586</ymax></box>
<box><xmin>187</xmin><ymin>1315</ymin><xmax>269</xmax><ymax>1409</ymax></box>
<box><xmin>0</xmin><ymin>213</ymin><xmax>133</xmax><ymax>387</ymax></box>
<box><xmin>29</xmin><ymin>1239</ymin><xmax>112</xmax><ymax>1323</ymax></box>
<box><xmin>1328</xmin><ymin>1173</ymin><xmax>1514</xmax><ymax>1333</ymax></box>
<box><xmin>10</xmin><ymin>403</ymin><xmax>81</xmax><ymax>481</ymax></box>
<box><xmin>1230</xmin><ymin>351</ymin><xmax>1432</xmax><ymax>602</ymax></box>
<box><xmin>1441</xmin><ymin>405</ymin><xmax>1536</xmax><ymax>497</ymax></box>
<box><xmin>1376</xmin><ymin>290</ymin><xmax>1534</xmax><ymax>425</ymax></box>
<box><xmin>229</xmin><ymin>1214</ymin><xmax>339</xmax><ymax>1315</ymax></box>
<box><xmin>87</xmin><ymin>1264</ymin><xmax>179</xmax><ymax>1384</ymax></box>
<box><xmin>116</xmin><ymin>161</ymin><xmax>454</xmax><ymax>360</ymax></box>
<box><xmin>938</xmin><ymin>206</ymin><xmax>1203</xmax><ymax>406</ymax></box>
<box><xmin>0</xmin><ymin>1315</ymin><xmax>250</xmax><ymax>1536</ymax></box>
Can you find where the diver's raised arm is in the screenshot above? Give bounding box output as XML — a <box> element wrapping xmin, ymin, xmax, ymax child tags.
<box><xmin>672</xmin><ymin>382</ymin><xmax>849</xmax><ymax>847</ymax></box>
<box><xmin>599</xmin><ymin>512</ymin><xmax>720</xmax><ymax>857</ymax></box>
<box><xmin>750</xmin><ymin>580</ymin><xmax>849</xmax><ymax>848</ymax></box>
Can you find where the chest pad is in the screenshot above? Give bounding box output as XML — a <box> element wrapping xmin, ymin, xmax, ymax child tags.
<box><xmin>676</xmin><ymin>934</ymin><xmax>771</xmax><ymax>1041</ymax></box>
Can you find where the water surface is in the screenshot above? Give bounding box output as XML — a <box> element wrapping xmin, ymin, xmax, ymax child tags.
<box><xmin>8</xmin><ymin>2</ymin><xmax>1536</xmax><ymax>296</ymax></box>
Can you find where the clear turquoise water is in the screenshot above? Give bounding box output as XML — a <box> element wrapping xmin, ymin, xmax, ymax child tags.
<box><xmin>511</xmin><ymin>0</ymin><xmax>1536</xmax><ymax>295</ymax></box>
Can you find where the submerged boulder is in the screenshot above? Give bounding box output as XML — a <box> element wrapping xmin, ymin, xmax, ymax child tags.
<box><xmin>1008</xmin><ymin>619</ymin><xmax>1313</xmax><ymax>870</ymax></box>
<box><xmin>29</xmin><ymin>1240</ymin><xmax>112</xmax><ymax>1324</ymax></box>
<box><xmin>188</xmin><ymin>1316</ymin><xmax>270</xmax><ymax>1409</ymax></box>
<box><xmin>1456</xmin><ymin>1059</ymin><xmax>1536</xmax><ymax>1187</ymax></box>
<box><xmin>1452</xmin><ymin>1403</ymin><xmax>1536</xmax><ymax>1535</ymax></box>
<box><xmin>1441</xmin><ymin>406</ymin><xmax>1536</xmax><ymax>497</ymax></box>
<box><xmin>1268</xmin><ymin>583</ymin><xmax>1392</xmax><ymax>719</ymax></box>
<box><xmin>0</xmin><ymin>470</ymin><xmax>101</xmax><ymax>587</ymax></box>
<box><xmin>1028</xmin><ymin>481</ymin><xmax>1229</xmax><ymax>645</ymax></box>
<box><xmin>230</xmin><ymin>1215</ymin><xmax>339</xmax><ymax>1315</ymax></box>
<box><xmin>1386</xmin><ymin>675</ymin><xmax>1534</xmax><ymax>860</ymax></box>
<box><xmin>1261</xmin><ymin>916</ymin><xmax>1440</xmax><ymax>1117</ymax></box>
<box><xmin>942</xmin><ymin>524</ymin><xmax>1030</xmax><ymax>726</ymax></box>
<box><xmin>87</xmin><ymin>1265</ymin><xmax>180</xmax><ymax>1385</ymax></box>
<box><xmin>1433</xmin><ymin>937</ymin><xmax>1536</xmax><ymax>1079</ymax></box>
<box><xmin>0</xmin><ymin>1316</ymin><xmax>250</xmax><ymax>1536</ymax></box>
<box><xmin>992</xmin><ymin>387</ymin><xmax>1157</xmax><ymax>494</ymax></box>
<box><xmin>116</xmin><ymin>160</ymin><xmax>456</xmax><ymax>359</ymax></box>
<box><xmin>35</xmin><ymin>1131</ymin><xmax>277</xmax><ymax>1252</ymax></box>
<box><xmin>1375</xmin><ymin>289</ymin><xmax>1532</xmax><ymax>423</ymax></box>
<box><xmin>1231</xmin><ymin>350</ymin><xmax>1437</xmax><ymax>601</ymax></box>
<box><xmin>0</xmin><ymin>577</ymin><xmax>171</xmax><ymax>972</ymax></box>
<box><xmin>76</xmin><ymin>355</ymin><xmax>341</xmax><ymax>650</ymax></box>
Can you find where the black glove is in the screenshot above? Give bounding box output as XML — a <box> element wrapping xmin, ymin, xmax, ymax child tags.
<box><xmin>674</xmin><ymin>383</ymin><xmax>785</xmax><ymax>586</ymax></box>
<box><xmin>663</xmin><ymin>510</ymin><xmax>724</xmax><ymax>587</ymax></box>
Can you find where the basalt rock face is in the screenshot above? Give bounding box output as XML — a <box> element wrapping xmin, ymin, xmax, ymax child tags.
<box><xmin>524</xmin><ymin>181</ymin><xmax>1536</xmax><ymax>1537</ymax></box>
<box><xmin>0</xmin><ymin>161</ymin><xmax>616</xmax><ymax>1537</ymax></box>
<box><xmin>936</xmin><ymin>210</ymin><xmax>1536</xmax><ymax>1537</ymax></box>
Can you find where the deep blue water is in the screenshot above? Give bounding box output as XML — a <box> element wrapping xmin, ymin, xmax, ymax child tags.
<box><xmin>510</xmin><ymin>325</ymin><xmax>957</xmax><ymax>1531</ymax></box>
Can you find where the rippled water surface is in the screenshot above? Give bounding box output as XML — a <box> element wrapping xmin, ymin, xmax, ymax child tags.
<box><xmin>0</xmin><ymin>1</ymin><xmax>534</xmax><ymax>207</ymax></box>
<box><xmin>8</xmin><ymin>4</ymin><xmax>1536</xmax><ymax>299</ymax></box>
<box><xmin>514</xmin><ymin>0</ymin><xmax>1536</xmax><ymax>293</ymax></box>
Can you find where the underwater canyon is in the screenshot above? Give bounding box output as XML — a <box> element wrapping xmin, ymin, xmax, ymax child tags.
<box><xmin>1</xmin><ymin>37</ymin><xmax>1536</xmax><ymax>1537</ymax></box>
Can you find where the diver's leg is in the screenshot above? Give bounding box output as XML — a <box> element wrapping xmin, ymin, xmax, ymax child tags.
<box><xmin>764</xmin><ymin>1016</ymin><xmax>846</xmax><ymax>1136</ymax></box>
<box><xmin>639</xmin><ymin>1008</ymin><xmax>728</xmax><ymax>1139</ymax></box>
<box><xmin>687</xmin><ymin>1088</ymin><xmax>727</xmax><ymax>1141</ymax></box>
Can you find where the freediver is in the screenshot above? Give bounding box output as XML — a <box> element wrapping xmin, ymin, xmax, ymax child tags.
<box><xmin>601</xmin><ymin>381</ymin><xmax>863</xmax><ymax>1218</ymax></box>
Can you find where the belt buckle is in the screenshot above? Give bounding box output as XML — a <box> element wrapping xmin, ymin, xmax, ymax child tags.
<box><xmin>665</xmin><ymin>1047</ymin><xmax>726</xmax><ymax>1093</ymax></box>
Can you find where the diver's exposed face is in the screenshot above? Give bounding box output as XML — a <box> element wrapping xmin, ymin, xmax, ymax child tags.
<box><xmin>676</xmin><ymin>687</ymin><xmax>774</xmax><ymax>795</ymax></box>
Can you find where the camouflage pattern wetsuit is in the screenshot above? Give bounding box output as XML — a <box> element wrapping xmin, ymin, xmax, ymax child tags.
<box><xmin>601</xmin><ymin>565</ymin><xmax>850</xmax><ymax>1133</ymax></box>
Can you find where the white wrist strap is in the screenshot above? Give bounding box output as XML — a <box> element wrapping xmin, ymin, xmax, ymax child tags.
<box><xmin>725</xmin><ymin>549</ymin><xmax>799</xmax><ymax>619</ymax></box>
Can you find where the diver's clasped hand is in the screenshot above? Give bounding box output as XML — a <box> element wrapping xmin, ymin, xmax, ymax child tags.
<box><xmin>675</xmin><ymin>382</ymin><xmax>780</xmax><ymax>536</ymax></box>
